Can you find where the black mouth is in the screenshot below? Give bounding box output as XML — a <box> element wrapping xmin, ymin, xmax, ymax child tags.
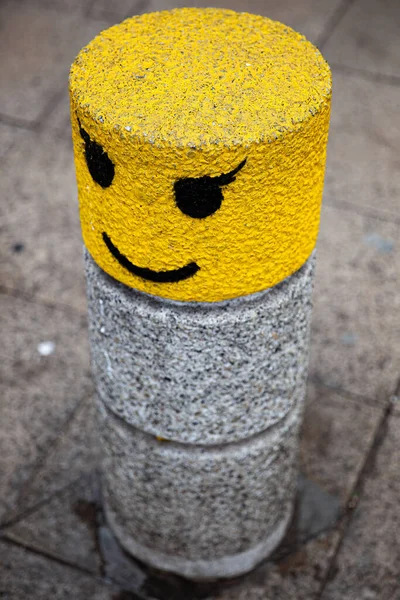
<box><xmin>102</xmin><ymin>232</ymin><xmax>200</xmax><ymax>283</ymax></box>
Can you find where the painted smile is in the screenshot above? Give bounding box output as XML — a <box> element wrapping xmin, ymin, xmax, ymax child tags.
<box><xmin>102</xmin><ymin>232</ymin><xmax>200</xmax><ymax>283</ymax></box>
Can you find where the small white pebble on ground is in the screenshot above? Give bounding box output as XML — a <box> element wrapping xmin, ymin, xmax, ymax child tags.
<box><xmin>37</xmin><ymin>341</ymin><xmax>56</xmax><ymax>356</ymax></box>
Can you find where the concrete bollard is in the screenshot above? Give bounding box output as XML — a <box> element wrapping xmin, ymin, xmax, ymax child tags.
<box><xmin>70</xmin><ymin>8</ymin><xmax>331</xmax><ymax>579</ymax></box>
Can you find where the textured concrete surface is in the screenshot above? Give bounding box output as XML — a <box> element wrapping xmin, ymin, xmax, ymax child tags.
<box><xmin>86</xmin><ymin>252</ymin><xmax>313</xmax><ymax>443</ymax></box>
<box><xmin>1</xmin><ymin>0</ymin><xmax>400</xmax><ymax>597</ymax></box>
<box><xmin>98</xmin><ymin>397</ymin><xmax>300</xmax><ymax>577</ymax></box>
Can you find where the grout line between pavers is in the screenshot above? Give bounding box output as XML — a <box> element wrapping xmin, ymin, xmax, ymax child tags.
<box><xmin>0</xmin><ymin>474</ymin><xmax>89</xmax><ymax>532</ymax></box>
<box><xmin>331</xmin><ymin>63</ymin><xmax>400</xmax><ymax>88</ymax></box>
<box><xmin>315</xmin><ymin>388</ymin><xmax>397</xmax><ymax>599</ymax></box>
<box><xmin>307</xmin><ymin>375</ymin><xmax>383</xmax><ymax>410</ymax></box>
<box><xmin>0</xmin><ymin>86</ymin><xmax>67</xmax><ymax>134</ymax></box>
<box><xmin>307</xmin><ymin>371</ymin><xmax>398</xmax><ymax>411</ymax></box>
<box><xmin>316</xmin><ymin>0</ymin><xmax>357</xmax><ymax>50</ymax></box>
<box><xmin>0</xmin><ymin>533</ymin><xmax>115</xmax><ymax>588</ymax></box>
<box><xmin>0</xmin><ymin>112</ymin><xmax>37</xmax><ymax>131</ymax></box>
<box><xmin>34</xmin><ymin>87</ymin><xmax>69</xmax><ymax>133</ymax></box>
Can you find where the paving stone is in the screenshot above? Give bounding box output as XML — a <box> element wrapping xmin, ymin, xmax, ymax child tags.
<box><xmin>0</xmin><ymin>123</ymin><xmax>24</xmax><ymax>160</ymax></box>
<box><xmin>145</xmin><ymin>0</ymin><xmax>342</xmax><ymax>44</ymax></box>
<box><xmin>310</xmin><ymin>204</ymin><xmax>400</xmax><ymax>402</ymax></box>
<box><xmin>5</xmin><ymin>475</ymin><xmax>102</xmax><ymax>575</ymax></box>
<box><xmin>0</xmin><ymin>130</ymin><xmax>87</xmax><ymax>312</ymax></box>
<box><xmin>15</xmin><ymin>397</ymin><xmax>101</xmax><ymax>513</ymax></box>
<box><xmin>0</xmin><ymin>539</ymin><xmax>118</xmax><ymax>600</ymax></box>
<box><xmin>44</xmin><ymin>92</ymin><xmax>74</xmax><ymax>143</ymax></box>
<box><xmin>324</xmin><ymin>0</ymin><xmax>400</xmax><ymax>79</ymax></box>
<box><xmin>300</xmin><ymin>384</ymin><xmax>383</xmax><ymax>504</ymax></box>
<box><xmin>0</xmin><ymin>1</ymin><xmax>109</xmax><ymax>123</ymax></box>
<box><xmin>321</xmin><ymin>413</ymin><xmax>400</xmax><ymax>600</ymax></box>
<box><xmin>324</xmin><ymin>70</ymin><xmax>400</xmax><ymax>217</ymax></box>
<box><xmin>0</xmin><ymin>293</ymin><xmax>92</xmax><ymax>524</ymax></box>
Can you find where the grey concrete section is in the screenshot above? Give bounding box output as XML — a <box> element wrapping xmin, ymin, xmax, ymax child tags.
<box><xmin>0</xmin><ymin>130</ymin><xmax>87</xmax><ymax>312</ymax></box>
<box><xmin>321</xmin><ymin>413</ymin><xmax>400</xmax><ymax>600</ymax></box>
<box><xmin>324</xmin><ymin>71</ymin><xmax>400</xmax><ymax>216</ymax></box>
<box><xmin>0</xmin><ymin>539</ymin><xmax>118</xmax><ymax>600</ymax></box>
<box><xmin>0</xmin><ymin>1</ymin><xmax>110</xmax><ymax>123</ymax></box>
<box><xmin>145</xmin><ymin>0</ymin><xmax>344</xmax><ymax>44</ymax></box>
<box><xmin>0</xmin><ymin>293</ymin><xmax>92</xmax><ymax>524</ymax></box>
<box><xmin>85</xmin><ymin>252</ymin><xmax>314</xmax><ymax>444</ymax></box>
<box><xmin>97</xmin><ymin>397</ymin><xmax>302</xmax><ymax>578</ymax></box>
<box><xmin>310</xmin><ymin>204</ymin><xmax>400</xmax><ymax>402</ymax></box>
<box><xmin>324</xmin><ymin>0</ymin><xmax>400</xmax><ymax>79</ymax></box>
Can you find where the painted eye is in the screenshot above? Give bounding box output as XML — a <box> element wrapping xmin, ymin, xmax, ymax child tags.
<box><xmin>174</xmin><ymin>158</ymin><xmax>247</xmax><ymax>219</ymax></box>
<box><xmin>78</xmin><ymin>121</ymin><xmax>115</xmax><ymax>188</ymax></box>
<box><xmin>174</xmin><ymin>176</ymin><xmax>223</xmax><ymax>219</ymax></box>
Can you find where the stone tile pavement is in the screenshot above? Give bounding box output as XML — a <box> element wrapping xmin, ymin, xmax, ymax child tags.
<box><xmin>0</xmin><ymin>0</ymin><xmax>399</xmax><ymax>598</ymax></box>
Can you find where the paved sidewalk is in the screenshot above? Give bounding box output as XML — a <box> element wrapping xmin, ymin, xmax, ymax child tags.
<box><xmin>1</xmin><ymin>0</ymin><xmax>400</xmax><ymax>598</ymax></box>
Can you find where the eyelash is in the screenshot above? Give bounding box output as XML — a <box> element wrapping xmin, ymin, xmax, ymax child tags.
<box><xmin>78</xmin><ymin>118</ymin><xmax>246</xmax><ymax>218</ymax></box>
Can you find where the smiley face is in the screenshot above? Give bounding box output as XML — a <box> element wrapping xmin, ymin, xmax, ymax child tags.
<box><xmin>70</xmin><ymin>8</ymin><xmax>331</xmax><ymax>302</ymax></box>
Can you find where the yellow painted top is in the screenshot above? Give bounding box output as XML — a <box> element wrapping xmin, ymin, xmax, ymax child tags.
<box><xmin>70</xmin><ymin>8</ymin><xmax>331</xmax><ymax>302</ymax></box>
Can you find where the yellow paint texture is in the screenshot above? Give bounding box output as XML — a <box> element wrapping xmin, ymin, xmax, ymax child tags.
<box><xmin>69</xmin><ymin>8</ymin><xmax>331</xmax><ymax>302</ymax></box>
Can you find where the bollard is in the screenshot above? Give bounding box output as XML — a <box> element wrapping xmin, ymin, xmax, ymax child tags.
<box><xmin>70</xmin><ymin>8</ymin><xmax>331</xmax><ymax>579</ymax></box>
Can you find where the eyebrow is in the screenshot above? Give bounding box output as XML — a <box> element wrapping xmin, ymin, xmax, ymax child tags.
<box><xmin>213</xmin><ymin>158</ymin><xmax>247</xmax><ymax>185</ymax></box>
<box><xmin>77</xmin><ymin>116</ymin><xmax>90</xmax><ymax>143</ymax></box>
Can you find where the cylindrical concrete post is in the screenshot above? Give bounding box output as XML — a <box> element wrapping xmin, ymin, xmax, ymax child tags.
<box><xmin>70</xmin><ymin>8</ymin><xmax>331</xmax><ymax>579</ymax></box>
